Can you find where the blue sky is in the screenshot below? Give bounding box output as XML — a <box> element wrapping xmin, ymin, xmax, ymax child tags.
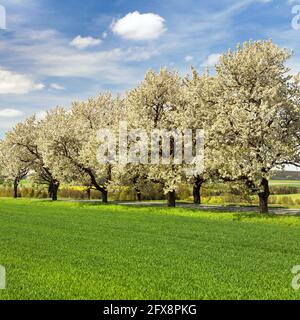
<box><xmin>0</xmin><ymin>0</ymin><xmax>298</xmax><ymax>136</ymax></box>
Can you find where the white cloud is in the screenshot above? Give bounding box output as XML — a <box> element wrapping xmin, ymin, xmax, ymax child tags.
<box><xmin>0</xmin><ymin>26</ymin><xmax>159</xmax><ymax>84</ymax></box>
<box><xmin>70</xmin><ymin>35</ymin><xmax>102</xmax><ymax>49</ymax></box>
<box><xmin>0</xmin><ymin>109</ymin><xmax>23</xmax><ymax>118</ymax></box>
<box><xmin>203</xmin><ymin>53</ymin><xmax>221</xmax><ymax>67</ymax></box>
<box><xmin>111</xmin><ymin>11</ymin><xmax>166</xmax><ymax>40</ymax></box>
<box><xmin>102</xmin><ymin>32</ymin><xmax>108</xmax><ymax>39</ymax></box>
<box><xmin>27</xmin><ymin>46</ymin><xmax>159</xmax><ymax>80</ymax></box>
<box><xmin>185</xmin><ymin>55</ymin><xmax>193</xmax><ymax>62</ymax></box>
<box><xmin>0</xmin><ymin>68</ymin><xmax>44</xmax><ymax>94</ymax></box>
<box><xmin>50</xmin><ymin>83</ymin><xmax>65</xmax><ymax>90</ymax></box>
<box><xmin>26</xmin><ymin>29</ymin><xmax>59</xmax><ymax>41</ymax></box>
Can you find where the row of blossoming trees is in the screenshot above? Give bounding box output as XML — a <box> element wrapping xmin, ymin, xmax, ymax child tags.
<box><xmin>1</xmin><ymin>40</ymin><xmax>300</xmax><ymax>213</ymax></box>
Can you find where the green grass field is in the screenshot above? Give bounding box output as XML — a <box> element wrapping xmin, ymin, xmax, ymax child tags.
<box><xmin>270</xmin><ymin>180</ymin><xmax>300</xmax><ymax>187</ymax></box>
<box><xmin>0</xmin><ymin>199</ymin><xmax>300</xmax><ymax>300</ymax></box>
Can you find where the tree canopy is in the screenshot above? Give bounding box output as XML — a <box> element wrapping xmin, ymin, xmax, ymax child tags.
<box><xmin>1</xmin><ymin>40</ymin><xmax>300</xmax><ymax>212</ymax></box>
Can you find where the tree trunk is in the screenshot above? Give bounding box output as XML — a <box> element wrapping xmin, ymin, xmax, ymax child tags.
<box><xmin>136</xmin><ymin>191</ymin><xmax>142</xmax><ymax>202</ymax></box>
<box><xmin>48</xmin><ymin>182</ymin><xmax>53</xmax><ymax>199</ymax></box>
<box><xmin>13</xmin><ymin>179</ymin><xmax>19</xmax><ymax>198</ymax></box>
<box><xmin>52</xmin><ymin>181</ymin><xmax>59</xmax><ymax>201</ymax></box>
<box><xmin>102</xmin><ymin>189</ymin><xmax>108</xmax><ymax>203</ymax></box>
<box><xmin>134</xmin><ymin>186</ymin><xmax>142</xmax><ymax>202</ymax></box>
<box><xmin>86</xmin><ymin>188</ymin><xmax>91</xmax><ymax>200</ymax></box>
<box><xmin>167</xmin><ymin>191</ymin><xmax>176</xmax><ymax>207</ymax></box>
<box><xmin>258</xmin><ymin>178</ymin><xmax>270</xmax><ymax>214</ymax></box>
<box><xmin>193</xmin><ymin>177</ymin><xmax>204</xmax><ymax>205</ymax></box>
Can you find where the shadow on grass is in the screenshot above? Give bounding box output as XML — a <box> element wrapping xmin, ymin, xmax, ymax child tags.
<box><xmin>32</xmin><ymin>199</ymin><xmax>109</xmax><ymax>208</ymax></box>
<box><xmin>76</xmin><ymin>202</ymin><xmax>110</xmax><ymax>208</ymax></box>
<box><xmin>223</xmin><ymin>203</ymin><xmax>289</xmax><ymax>209</ymax></box>
<box><xmin>29</xmin><ymin>199</ymin><xmax>300</xmax><ymax>218</ymax></box>
<box><xmin>232</xmin><ymin>212</ymin><xmax>290</xmax><ymax>221</ymax></box>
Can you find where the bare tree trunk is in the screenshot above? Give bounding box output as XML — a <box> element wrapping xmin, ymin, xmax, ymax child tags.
<box><xmin>193</xmin><ymin>176</ymin><xmax>204</xmax><ymax>205</ymax></box>
<box><xmin>134</xmin><ymin>186</ymin><xmax>142</xmax><ymax>202</ymax></box>
<box><xmin>52</xmin><ymin>181</ymin><xmax>59</xmax><ymax>201</ymax></box>
<box><xmin>167</xmin><ymin>191</ymin><xmax>176</xmax><ymax>207</ymax></box>
<box><xmin>13</xmin><ymin>179</ymin><xmax>19</xmax><ymax>198</ymax></box>
<box><xmin>258</xmin><ymin>178</ymin><xmax>270</xmax><ymax>214</ymax></box>
<box><xmin>102</xmin><ymin>189</ymin><xmax>108</xmax><ymax>203</ymax></box>
<box><xmin>132</xmin><ymin>176</ymin><xmax>142</xmax><ymax>202</ymax></box>
<box><xmin>86</xmin><ymin>188</ymin><xmax>91</xmax><ymax>200</ymax></box>
<box><xmin>48</xmin><ymin>182</ymin><xmax>53</xmax><ymax>199</ymax></box>
<box><xmin>136</xmin><ymin>191</ymin><xmax>142</xmax><ymax>202</ymax></box>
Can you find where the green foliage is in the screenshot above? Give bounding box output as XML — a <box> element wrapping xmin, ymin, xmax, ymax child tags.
<box><xmin>0</xmin><ymin>186</ymin><xmax>49</xmax><ymax>199</ymax></box>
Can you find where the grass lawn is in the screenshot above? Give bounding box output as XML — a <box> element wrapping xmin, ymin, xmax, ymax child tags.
<box><xmin>270</xmin><ymin>180</ymin><xmax>300</xmax><ymax>187</ymax></box>
<box><xmin>0</xmin><ymin>199</ymin><xmax>300</xmax><ymax>300</ymax></box>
